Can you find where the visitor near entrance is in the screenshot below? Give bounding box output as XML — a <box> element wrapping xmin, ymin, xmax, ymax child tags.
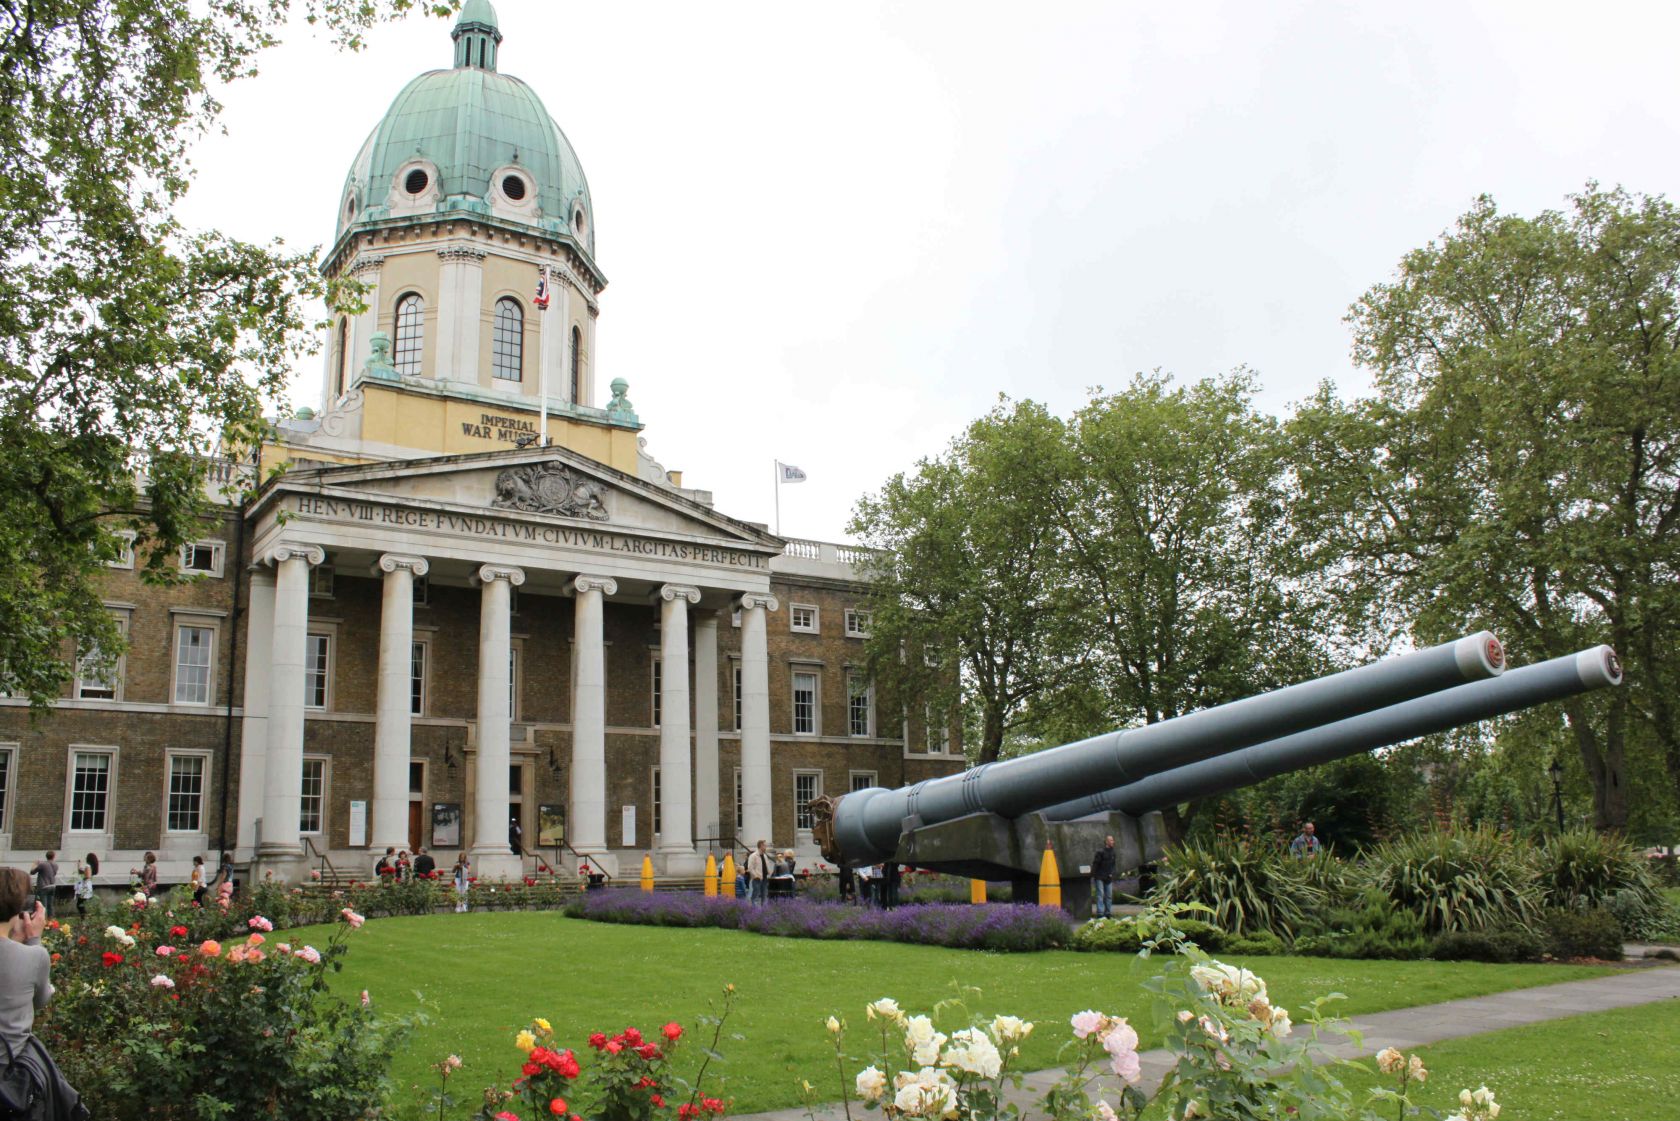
<box><xmin>1090</xmin><ymin>835</ymin><xmax>1118</xmax><ymax>918</ymax></box>
<box><xmin>1290</xmin><ymin>821</ymin><xmax>1321</xmax><ymax>858</ymax></box>
<box><xmin>190</xmin><ymin>855</ymin><xmax>207</xmax><ymax>906</ymax></box>
<box><xmin>413</xmin><ymin>846</ymin><xmax>436</xmax><ymax>879</ymax></box>
<box><xmin>452</xmin><ymin>855</ymin><xmax>471</xmax><ymax>912</ymax></box>
<box><xmin>746</xmin><ymin>841</ymin><xmax>773</xmax><ymax>905</ymax></box>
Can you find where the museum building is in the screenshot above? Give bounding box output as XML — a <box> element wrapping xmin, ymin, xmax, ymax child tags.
<box><xmin>0</xmin><ymin>1</ymin><xmax>963</xmax><ymax>884</ymax></box>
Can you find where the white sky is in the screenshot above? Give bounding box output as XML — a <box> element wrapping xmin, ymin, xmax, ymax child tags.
<box><xmin>179</xmin><ymin>0</ymin><xmax>1680</xmax><ymax>542</ymax></box>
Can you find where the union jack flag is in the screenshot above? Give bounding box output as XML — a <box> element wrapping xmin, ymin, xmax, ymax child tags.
<box><xmin>534</xmin><ymin>270</ymin><xmax>551</xmax><ymax>311</ymax></box>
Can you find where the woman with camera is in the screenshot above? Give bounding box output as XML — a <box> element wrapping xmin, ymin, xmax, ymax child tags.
<box><xmin>0</xmin><ymin>865</ymin><xmax>86</xmax><ymax>1117</ymax></box>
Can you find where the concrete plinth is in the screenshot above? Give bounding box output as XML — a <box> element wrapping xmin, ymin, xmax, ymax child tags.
<box><xmin>469</xmin><ymin>850</ymin><xmax>523</xmax><ymax>882</ymax></box>
<box><xmin>657</xmin><ymin>850</ymin><xmax>707</xmax><ymax>878</ymax></box>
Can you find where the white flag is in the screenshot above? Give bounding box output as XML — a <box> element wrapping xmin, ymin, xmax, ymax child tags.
<box><xmin>778</xmin><ymin>462</ymin><xmax>808</xmax><ymax>483</ymax></box>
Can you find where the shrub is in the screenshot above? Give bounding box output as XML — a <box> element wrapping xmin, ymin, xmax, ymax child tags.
<box><xmin>39</xmin><ymin>908</ymin><xmax>400</xmax><ymax>1119</ymax></box>
<box><xmin>1223</xmin><ymin>931</ymin><xmax>1288</xmax><ymax>956</ymax></box>
<box><xmin>1068</xmin><ymin>914</ymin><xmax>1226</xmax><ymax>954</ymax></box>
<box><xmin>1540</xmin><ymin>907</ymin><xmax>1624</xmax><ymax>960</ymax></box>
<box><xmin>1150</xmin><ymin>837</ymin><xmax>1323</xmax><ymax>937</ymax></box>
<box><xmin>1427</xmin><ymin>927</ymin><xmax>1546</xmax><ymax>963</ymax></box>
<box><xmin>1534</xmin><ymin>829</ymin><xmax>1666</xmax><ymax>917</ymax></box>
<box><xmin>1610</xmin><ymin>890</ymin><xmax>1680</xmax><ymax>942</ymax></box>
<box><xmin>1292</xmin><ymin>890</ymin><xmax>1428</xmax><ymax>960</ymax></box>
<box><xmin>1362</xmin><ymin>827</ymin><xmax>1539</xmax><ymax>935</ymax></box>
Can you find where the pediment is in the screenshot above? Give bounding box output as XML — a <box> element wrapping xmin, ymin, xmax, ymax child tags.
<box><xmin>263</xmin><ymin>446</ymin><xmax>777</xmax><ymax>551</ymax></box>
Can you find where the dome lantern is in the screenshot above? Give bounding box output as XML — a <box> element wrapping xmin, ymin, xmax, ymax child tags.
<box><xmin>452</xmin><ymin>0</ymin><xmax>503</xmax><ymax>72</ymax></box>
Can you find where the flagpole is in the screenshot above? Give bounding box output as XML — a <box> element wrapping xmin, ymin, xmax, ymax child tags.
<box><xmin>773</xmin><ymin>460</ymin><xmax>781</xmax><ymax>536</ymax></box>
<box><xmin>538</xmin><ymin>266</ymin><xmax>551</xmax><ymax>448</ymax></box>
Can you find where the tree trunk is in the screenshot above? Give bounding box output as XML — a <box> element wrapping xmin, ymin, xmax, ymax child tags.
<box><xmin>1565</xmin><ymin>700</ymin><xmax>1629</xmax><ymax>831</ymax></box>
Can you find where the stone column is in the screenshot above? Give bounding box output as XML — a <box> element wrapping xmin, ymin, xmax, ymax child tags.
<box><xmin>656</xmin><ymin>584</ymin><xmax>702</xmax><ymax>874</ymax></box>
<box><xmin>371</xmin><ymin>554</ymin><xmax>428</xmax><ymax>853</ymax></box>
<box><xmin>569</xmin><ymin>574</ymin><xmax>616</xmax><ymax>875</ymax></box>
<box><xmin>235</xmin><ymin>569</ymin><xmax>275</xmax><ymax>859</ymax></box>
<box><xmin>737</xmin><ymin>593</ymin><xmax>778</xmax><ymax>846</ymax></box>
<box><xmin>692</xmin><ymin>611</ymin><xmax>721</xmax><ymax>848</ymax></box>
<box><xmin>346</xmin><ymin>254</ymin><xmax>383</xmax><ymax>390</ymax></box>
<box><xmin>472</xmin><ymin>563</ymin><xmax>525</xmax><ymax>880</ymax></box>
<box><xmin>258</xmin><ymin>544</ymin><xmax>323</xmax><ymax>877</ymax></box>
<box><xmin>435</xmin><ymin>246</ymin><xmax>486</xmax><ymax>384</ymax></box>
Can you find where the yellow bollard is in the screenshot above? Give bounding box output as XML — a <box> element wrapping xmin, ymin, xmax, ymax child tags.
<box><xmin>704</xmin><ymin>853</ymin><xmax>719</xmax><ymax>897</ymax></box>
<box><xmin>970</xmin><ymin>878</ymin><xmax>987</xmax><ymax>905</ymax></box>
<box><xmin>720</xmin><ymin>853</ymin><xmax>737</xmax><ymax>897</ymax></box>
<box><xmin>640</xmin><ymin>853</ymin><xmax>655</xmax><ymax>893</ymax></box>
<box><xmin>1037</xmin><ymin>846</ymin><xmax>1062</xmax><ymax>910</ymax></box>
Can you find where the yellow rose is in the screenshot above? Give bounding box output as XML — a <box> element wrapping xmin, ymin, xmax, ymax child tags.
<box><xmin>515</xmin><ymin>1030</ymin><xmax>537</xmax><ymax>1053</ymax></box>
<box><xmin>534</xmin><ymin>1018</ymin><xmax>552</xmax><ymax>1036</ymax></box>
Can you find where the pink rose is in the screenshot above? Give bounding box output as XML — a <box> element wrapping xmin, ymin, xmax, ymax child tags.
<box><xmin>1070</xmin><ymin>1010</ymin><xmax>1105</xmax><ymax>1040</ymax></box>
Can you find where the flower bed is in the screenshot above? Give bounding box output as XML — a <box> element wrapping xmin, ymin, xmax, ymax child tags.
<box><xmin>563</xmin><ymin>889</ymin><xmax>1074</xmax><ymax>951</ymax></box>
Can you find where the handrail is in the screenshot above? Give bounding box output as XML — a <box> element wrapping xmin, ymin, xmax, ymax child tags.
<box><xmin>301</xmin><ymin>836</ymin><xmax>339</xmax><ymax>884</ymax></box>
<box><xmin>557</xmin><ymin>837</ymin><xmax>613</xmax><ymax>884</ymax></box>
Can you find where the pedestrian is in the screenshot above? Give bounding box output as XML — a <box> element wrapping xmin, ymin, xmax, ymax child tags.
<box><xmin>413</xmin><ymin>846</ymin><xmax>436</xmax><ymax>879</ymax></box>
<box><xmin>745</xmin><ymin>839</ymin><xmax>773</xmax><ymax>905</ymax></box>
<box><xmin>134</xmin><ymin>851</ymin><xmax>159</xmax><ymax>898</ymax></box>
<box><xmin>856</xmin><ymin>863</ymin><xmax>876</xmax><ymax>906</ymax></box>
<box><xmin>1</xmin><ymin>865</ymin><xmax>86</xmax><ymax>1116</ymax></box>
<box><xmin>73</xmin><ymin>854</ymin><xmax>98</xmax><ymax>915</ymax></box>
<box><xmin>452</xmin><ymin>855</ymin><xmax>471</xmax><ymax>912</ymax></box>
<box><xmin>838</xmin><ymin>863</ymin><xmax>856</xmax><ymax>903</ymax></box>
<box><xmin>29</xmin><ymin>852</ymin><xmax>57</xmax><ymax>919</ymax></box>
<box><xmin>879</xmin><ymin>862</ymin><xmax>902</xmax><ymax>910</ymax></box>
<box><xmin>374</xmin><ymin>846</ymin><xmax>396</xmax><ymax>879</ymax></box>
<box><xmin>396</xmin><ymin>849</ymin><xmax>412</xmax><ymax>882</ymax></box>
<box><xmin>215</xmin><ymin>851</ymin><xmax>235</xmax><ymax>898</ymax></box>
<box><xmin>1290</xmin><ymin>821</ymin><xmax>1321</xmax><ymax>859</ymax></box>
<box><xmin>1090</xmin><ymin>835</ymin><xmax>1118</xmax><ymax>918</ymax></box>
<box><xmin>189</xmin><ymin>855</ymin><xmax>208</xmax><ymax>906</ymax></box>
<box><xmin>508</xmin><ymin>816</ymin><xmax>523</xmax><ymax>856</ymax></box>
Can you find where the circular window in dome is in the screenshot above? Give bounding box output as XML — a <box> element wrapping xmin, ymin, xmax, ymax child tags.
<box><xmin>344</xmin><ymin>196</ymin><xmax>356</xmax><ymax>220</ymax></box>
<box><xmin>573</xmin><ymin>209</ymin><xmax>586</xmax><ymax>234</ymax></box>
<box><xmin>404</xmin><ymin>168</ymin><xmax>430</xmax><ymax>195</ymax></box>
<box><xmin>501</xmin><ymin>174</ymin><xmax>527</xmax><ymax>201</ymax></box>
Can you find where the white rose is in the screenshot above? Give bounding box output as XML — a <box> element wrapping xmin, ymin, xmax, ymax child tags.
<box><xmin>868</xmin><ymin>997</ymin><xmax>904</xmax><ymax>1024</ymax></box>
<box><xmin>1189</xmin><ymin>961</ymin><xmax>1267</xmax><ymax>1005</ymax></box>
<box><xmin>1460</xmin><ymin>1089</ymin><xmax>1475</xmax><ymax>1107</ymax></box>
<box><xmin>904</xmin><ymin>1015</ymin><xmax>947</xmax><ymax>1066</ymax></box>
<box><xmin>855</xmin><ymin>1066</ymin><xmax>886</xmax><ymax>1102</ymax></box>
<box><xmin>988</xmin><ymin>1015</ymin><xmax>1032</xmax><ymax>1046</ymax></box>
<box><xmin>104</xmin><ymin>925</ymin><xmax>125</xmax><ymax>941</ymax></box>
<box><xmin>941</xmin><ymin>1028</ymin><xmax>1001</xmax><ymax>1079</ymax></box>
<box><xmin>1269</xmin><ymin>1006</ymin><xmax>1292</xmax><ymax>1038</ymax></box>
<box><xmin>892</xmin><ymin>1068</ymin><xmax>956</xmax><ymax>1118</ymax></box>
<box><xmin>826</xmin><ymin>1016</ymin><xmax>842</xmax><ymax>1035</ymax></box>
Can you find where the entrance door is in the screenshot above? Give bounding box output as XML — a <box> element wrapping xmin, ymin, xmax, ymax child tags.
<box><xmin>408</xmin><ymin>801</ymin><xmax>424</xmax><ymax>852</ymax></box>
<box><xmin>408</xmin><ymin>760</ymin><xmax>426</xmax><ymax>850</ymax></box>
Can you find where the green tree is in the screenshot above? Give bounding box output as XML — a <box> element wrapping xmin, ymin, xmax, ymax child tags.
<box><xmin>0</xmin><ymin>0</ymin><xmax>449</xmax><ymax>708</ymax></box>
<box><xmin>849</xmin><ymin>398</ymin><xmax>1083</xmax><ymax>764</ymax></box>
<box><xmin>1048</xmin><ymin>371</ymin><xmax>1329</xmax><ymax>840</ymax></box>
<box><xmin>1289</xmin><ymin>186</ymin><xmax>1680</xmax><ymax>830</ymax></box>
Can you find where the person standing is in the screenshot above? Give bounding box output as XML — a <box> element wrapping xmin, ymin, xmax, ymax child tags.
<box><xmin>189</xmin><ymin>855</ymin><xmax>208</xmax><ymax>906</ymax></box>
<box><xmin>374</xmin><ymin>847</ymin><xmax>396</xmax><ymax>879</ymax></box>
<box><xmin>413</xmin><ymin>846</ymin><xmax>436</xmax><ymax>879</ymax></box>
<box><xmin>73</xmin><ymin>855</ymin><xmax>98</xmax><ymax>916</ymax></box>
<box><xmin>135</xmin><ymin>852</ymin><xmax>159</xmax><ymax>898</ymax></box>
<box><xmin>1290</xmin><ymin>822</ymin><xmax>1321</xmax><ymax>859</ymax></box>
<box><xmin>1</xmin><ymin>866</ymin><xmax>86</xmax><ymax>1117</ymax></box>
<box><xmin>745</xmin><ymin>840</ymin><xmax>773</xmax><ymax>905</ymax></box>
<box><xmin>452</xmin><ymin>855</ymin><xmax>471</xmax><ymax>913</ymax></box>
<box><xmin>29</xmin><ymin>852</ymin><xmax>56</xmax><ymax>919</ymax></box>
<box><xmin>1090</xmin><ymin>835</ymin><xmax>1118</xmax><ymax>918</ymax></box>
<box><xmin>214</xmin><ymin>851</ymin><xmax>235</xmax><ymax>898</ymax></box>
<box><xmin>508</xmin><ymin>816</ymin><xmax>523</xmax><ymax>856</ymax></box>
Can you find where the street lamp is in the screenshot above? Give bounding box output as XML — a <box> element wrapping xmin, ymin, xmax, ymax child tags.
<box><xmin>1548</xmin><ymin>757</ymin><xmax>1566</xmax><ymax>832</ymax></box>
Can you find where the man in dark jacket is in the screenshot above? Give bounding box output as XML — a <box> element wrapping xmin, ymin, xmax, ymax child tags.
<box><xmin>1090</xmin><ymin>836</ymin><xmax>1118</xmax><ymax>918</ymax></box>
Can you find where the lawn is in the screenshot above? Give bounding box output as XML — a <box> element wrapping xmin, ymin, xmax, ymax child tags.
<box><xmin>300</xmin><ymin>911</ymin><xmax>1618</xmax><ymax>1117</ymax></box>
<box><xmin>1331</xmin><ymin>996</ymin><xmax>1680</xmax><ymax>1121</ymax></box>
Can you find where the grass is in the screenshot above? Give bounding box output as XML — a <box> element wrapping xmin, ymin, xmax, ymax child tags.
<box><xmin>298</xmin><ymin>911</ymin><xmax>1618</xmax><ymax>1117</ymax></box>
<box><xmin>1333</xmin><ymin>997</ymin><xmax>1680</xmax><ymax>1121</ymax></box>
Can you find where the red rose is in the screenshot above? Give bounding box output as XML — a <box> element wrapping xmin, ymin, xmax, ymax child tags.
<box><xmin>101</xmin><ymin>952</ymin><xmax>123</xmax><ymax>968</ymax></box>
<box><xmin>496</xmin><ymin>1113</ymin><xmax>520</xmax><ymax>1121</ymax></box>
<box><xmin>635</xmin><ymin>1077</ymin><xmax>655</xmax><ymax>1090</ymax></box>
<box><xmin>701</xmin><ymin>1097</ymin><xmax>725</xmax><ymax>1114</ymax></box>
<box><xmin>522</xmin><ymin>1061</ymin><xmax>543</xmax><ymax>1077</ymax></box>
<box><xmin>635</xmin><ymin>1043</ymin><xmax>659</xmax><ymax>1061</ymax></box>
<box><xmin>170</xmin><ymin>925</ymin><xmax>188</xmax><ymax>938</ymax></box>
<box><xmin>549</xmin><ymin>1099</ymin><xmax>567</xmax><ymax>1116</ymax></box>
<box><xmin>604</xmin><ymin>1041</ymin><xmax>623</xmax><ymax>1055</ymax></box>
<box><xmin>651</xmin><ymin>1095</ymin><xmax>665</xmax><ymax>1108</ymax></box>
<box><xmin>679</xmin><ymin>1106</ymin><xmax>700</xmax><ymax>1121</ymax></box>
<box><xmin>587</xmin><ymin>1032</ymin><xmax>608</xmax><ymax>1050</ymax></box>
<box><xmin>623</xmin><ymin>1027</ymin><xmax>643</xmax><ymax>1046</ymax></box>
<box><xmin>662</xmin><ymin>1022</ymin><xmax>683</xmax><ymax>1042</ymax></box>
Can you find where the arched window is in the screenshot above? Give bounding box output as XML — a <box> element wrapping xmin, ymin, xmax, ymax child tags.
<box><xmin>570</xmin><ymin>325</ymin><xmax>583</xmax><ymax>403</ymax></box>
<box><xmin>333</xmin><ymin>318</ymin><xmax>348</xmax><ymax>397</ymax></box>
<box><xmin>492</xmin><ymin>297</ymin><xmax>524</xmax><ymax>382</ymax></box>
<box><xmin>393</xmin><ymin>293</ymin><xmax>424</xmax><ymax>377</ymax></box>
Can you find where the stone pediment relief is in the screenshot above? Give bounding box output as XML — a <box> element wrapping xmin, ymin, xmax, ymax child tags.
<box><xmin>491</xmin><ymin>461</ymin><xmax>609</xmax><ymax>521</ymax></box>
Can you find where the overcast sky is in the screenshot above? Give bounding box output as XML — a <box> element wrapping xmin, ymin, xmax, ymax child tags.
<box><xmin>178</xmin><ymin>0</ymin><xmax>1680</xmax><ymax>541</ymax></box>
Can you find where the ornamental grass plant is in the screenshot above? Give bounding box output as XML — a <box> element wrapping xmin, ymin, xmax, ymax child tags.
<box><xmin>1149</xmin><ymin>836</ymin><xmax>1323</xmax><ymax>937</ymax></box>
<box><xmin>1346</xmin><ymin>828</ymin><xmax>1539</xmax><ymax>936</ymax></box>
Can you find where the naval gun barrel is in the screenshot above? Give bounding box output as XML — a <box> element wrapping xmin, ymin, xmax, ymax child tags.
<box><xmin>1040</xmin><ymin>645</ymin><xmax>1622</xmax><ymax>821</ymax></box>
<box><xmin>819</xmin><ymin>631</ymin><xmax>1505</xmax><ymax>866</ymax></box>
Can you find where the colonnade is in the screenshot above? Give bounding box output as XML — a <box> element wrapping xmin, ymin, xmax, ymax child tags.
<box><xmin>238</xmin><ymin>542</ymin><xmax>778</xmax><ymax>880</ymax></box>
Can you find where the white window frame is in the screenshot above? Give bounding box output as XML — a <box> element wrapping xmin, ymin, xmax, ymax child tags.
<box><xmin>299</xmin><ymin>755</ymin><xmax>329</xmax><ymax>836</ymax></box>
<box><xmin>732</xmin><ymin>662</ymin><xmax>743</xmax><ymax>733</ymax></box>
<box><xmin>789</xmin><ymin>604</ymin><xmax>819</xmax><ymax>634</ymax></box>
<box><xmin>64</xmin><ymin>746</ymin><xmax>117</xmax><ymax>836</ymax></box>
<box><xmin>925</xmin><ymin>704</ymin><xmax>953</xmax><ymax>754</ymax></box>
<box><xmin>651</xmin><ymin>654</ymin><xmax>662</xmax><ymax>728</ymax></box>
<box><xmin>846</xmin><ymin>670</ymin><xmax>874</xmax><ymax>738</ymax></box>
<box><xmin>75</xmin><ymin>611</ymin><xmax>128</xmax><ymax>701</ymax></box>
<box><xmin>164</xmin><ymin>750</ymin><xmax>211</xmax><ymax>835</ymax></box>
<box><xmin>844</xmin><ymin>609</ymin><xmax>872</xmax><ymax>639</ymax></box>
<box><xmin>849</xmin><ymin>769</ymin><xmax>879</xmax><ymax>793</ymax></box>
<box><xmin>509</xmin><ymin>640</ymin><xmax>524</xmax><ymax>722</ymax></box>
<box><xmin>793</xmin><ymin>769</ymin><xmax>823</xmax><ymax>835</ymax></box>
<box><xmin>304</xmin><ymin>630</ymin><xmax>334</xmax><ymax>711</ymax></box>
<box><xmin>650</xmin><ymin>765</ymin><xmax>662</xmax><ymax>839</ymax></box>
<box><xmin>410</xmin><ymin>638</ymin><xmax>429</xmax><ymax>717</ymax></box>
<box><xmin>0</xmin><ymin>744</ymin><xmax>16</xmax><ymax>836</ymax></box>
<box><xmin>105</xmin><ymin>530</ymin><xmax>137</xmax><ymax>570</ymax></box>
<box><xmin>171</xmin><ymin>619</ymin><xmax>218</xmax><ymax>707</ymax></box>
<box><xmin>309</xmin><ymin>564</ymin><xmax>336</xmax><ymax>598</ymax></box>
<box><xmin>178</xmin><ymin>540</ymin><xmax>226</xmax><ymax>579</ymax></box>
<box><xmin>792</xmin><ymin>668</ymin><xmax>820</xmax><ymax>736</ymax></box>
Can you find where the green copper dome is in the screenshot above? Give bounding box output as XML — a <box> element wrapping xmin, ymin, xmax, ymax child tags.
<box><xmin>335</xmin><ymin>1</ymin><xmax>596</xmax><ymax>260</ymax></box>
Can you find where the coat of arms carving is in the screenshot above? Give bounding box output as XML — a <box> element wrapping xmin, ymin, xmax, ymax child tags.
<box><xmin>491</xmin><ymin>462</ymin><xmax>610</xmax><ymax>520</ymax></box>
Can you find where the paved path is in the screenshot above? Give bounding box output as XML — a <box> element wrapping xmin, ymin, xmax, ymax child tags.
<box><xmin>734</xmin><ymin>965</ymin><xmax>1680</xmax><ymax>1121</ymax></box>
